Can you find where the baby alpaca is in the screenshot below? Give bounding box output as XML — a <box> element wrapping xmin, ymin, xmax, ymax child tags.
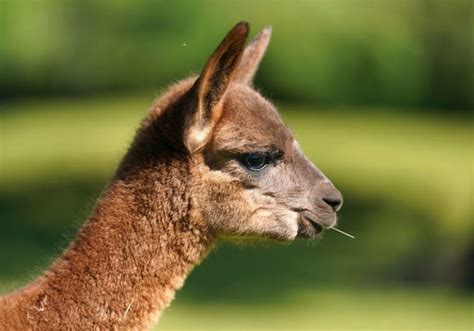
<box><xmin>0</xmin><ymin>22</ymin><xmax>343</xmax><ymax>330</ymax></box>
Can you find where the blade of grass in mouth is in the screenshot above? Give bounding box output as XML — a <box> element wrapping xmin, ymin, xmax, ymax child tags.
<box><xmin>331</xmin><ymin>227</ymin><xmax>355</xmax><ymax>239</ymax></box>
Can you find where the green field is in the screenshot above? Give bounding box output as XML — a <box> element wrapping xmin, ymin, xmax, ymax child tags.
<box><xmin>156</xmin><ymin>287</ymin><xmax>473</xmax><ymax>331</ymax></box>
<box><xmin>1</xmin><ymin>94</ymin><xmax>472</xmax><ymax>330</ymax></box>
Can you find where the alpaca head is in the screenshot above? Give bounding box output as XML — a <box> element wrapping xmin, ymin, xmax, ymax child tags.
<box><xmin>135</xmin><ymin>22</ymin><xmax>343</xmax><ymax>241</ymax></box>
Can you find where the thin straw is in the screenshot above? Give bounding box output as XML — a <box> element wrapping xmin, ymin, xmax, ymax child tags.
<box><xmin>331</xmin><ymin>227</ymin><xmax>355</xmax><ymax>239</ymax></box>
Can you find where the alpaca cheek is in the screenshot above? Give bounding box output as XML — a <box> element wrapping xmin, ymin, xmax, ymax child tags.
<box><xmin>227</xmin><ymin>207</ymin><xmax>298</xmax><ymax>241</ymax></box>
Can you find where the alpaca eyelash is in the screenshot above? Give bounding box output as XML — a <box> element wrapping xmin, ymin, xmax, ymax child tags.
<box><xmin>223</xmin><ymin>148</ymin><xmax>283</xmax><ymax>163</ymax></box>
<box><xmin>268</xmin><ymin>149</ymin><xmax>284</xmax><ymax>163</ymax></box>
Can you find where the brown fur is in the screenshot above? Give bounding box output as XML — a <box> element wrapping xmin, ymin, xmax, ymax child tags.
<box><xmin>0</xmin><ymin>22</ymin><xmax>342</xmax><ymax>330</ymax></box>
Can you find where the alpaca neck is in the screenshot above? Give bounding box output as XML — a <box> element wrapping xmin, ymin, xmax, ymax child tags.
<box><xmin>2</xmin><ymin>156</ymin><xmax>212</xmax><ymax>330</ymax></box>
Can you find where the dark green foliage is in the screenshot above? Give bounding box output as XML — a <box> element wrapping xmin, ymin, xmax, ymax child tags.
<box><xmin>1</xmin><ymin>0</ymin><xmax>472</xmax><ymax>111</ymax></box>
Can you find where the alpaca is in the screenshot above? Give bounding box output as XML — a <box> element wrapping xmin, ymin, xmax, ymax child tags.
<box><xmin>0</xmin><ymin>22</ymin><xmax>343</xmax><ymax>330</ymax></box>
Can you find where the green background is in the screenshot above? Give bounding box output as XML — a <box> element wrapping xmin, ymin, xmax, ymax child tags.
<box><xmin>1</xmin><ymin>1</ymin><xmax>472</xmax><ymax>330</ymax></box>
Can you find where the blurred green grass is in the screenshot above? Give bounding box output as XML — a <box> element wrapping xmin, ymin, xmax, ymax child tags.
<box><xmin>1</xmin><ymin>94</ymin><xmax>473</xmax><ymax>330</ymax></box>
<box><xmin>156</xmin><ymin>287</ymin><xmax>473</xmax><ymax>331</ymax></box>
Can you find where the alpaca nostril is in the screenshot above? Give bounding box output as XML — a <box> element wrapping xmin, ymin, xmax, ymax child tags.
<box><xmin>322</xmin><ymin>195</ymin><xmax>343</xmax><ymax>212</ymax></box>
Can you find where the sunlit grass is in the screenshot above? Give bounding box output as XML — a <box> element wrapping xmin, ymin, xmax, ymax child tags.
<box><xmin>156</xmin><ymin>287</ymin><xmax>473</xmax><ymax>330</ymax></box>
<box><xmin>1</xmin><ymin>95</ymin><xmax>148</xmax><ymax>184</ymax></box>
<box><xmin>2</xmin><ymin>94</ymin><xmax>472</xmax><ymax>232</ymax></box>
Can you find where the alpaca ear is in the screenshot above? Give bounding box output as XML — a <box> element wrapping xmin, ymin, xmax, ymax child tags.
<box><xmin>234</xmin><ymin>26</ymin><xmax>272</xmax><ymax>85</ymax></box>
<box><xmin>185</xmin><ymin>21</ymin><xmax>249</xmax><ymax>154</ymax></box>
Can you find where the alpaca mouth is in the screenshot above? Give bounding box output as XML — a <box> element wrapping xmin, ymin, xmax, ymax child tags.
<box><xmin>296</xmin><ymin>210</ymin><xmax>326</xmax><ymax>238</ymax></box>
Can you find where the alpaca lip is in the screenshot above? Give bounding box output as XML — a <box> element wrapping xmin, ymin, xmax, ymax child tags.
<box><xmin>295</xmin><ymin>209</ymin><xmax>325</xmax><ymax>237</ymax></box>
<box><xmin>306</xmin><ymin>217</ymin><xmax>324</xmax><ymax>233</ymax></box>
<box><xmin>300</xmin><ymin>210</ymin><xmax>325</xmax><ymax>232</ymax></box>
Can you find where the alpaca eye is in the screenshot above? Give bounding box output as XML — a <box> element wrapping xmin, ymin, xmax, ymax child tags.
<box><xmin>241</xmin><ymin>153</ymin><xmax>269</xmax><ymax>171</ymax></box>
